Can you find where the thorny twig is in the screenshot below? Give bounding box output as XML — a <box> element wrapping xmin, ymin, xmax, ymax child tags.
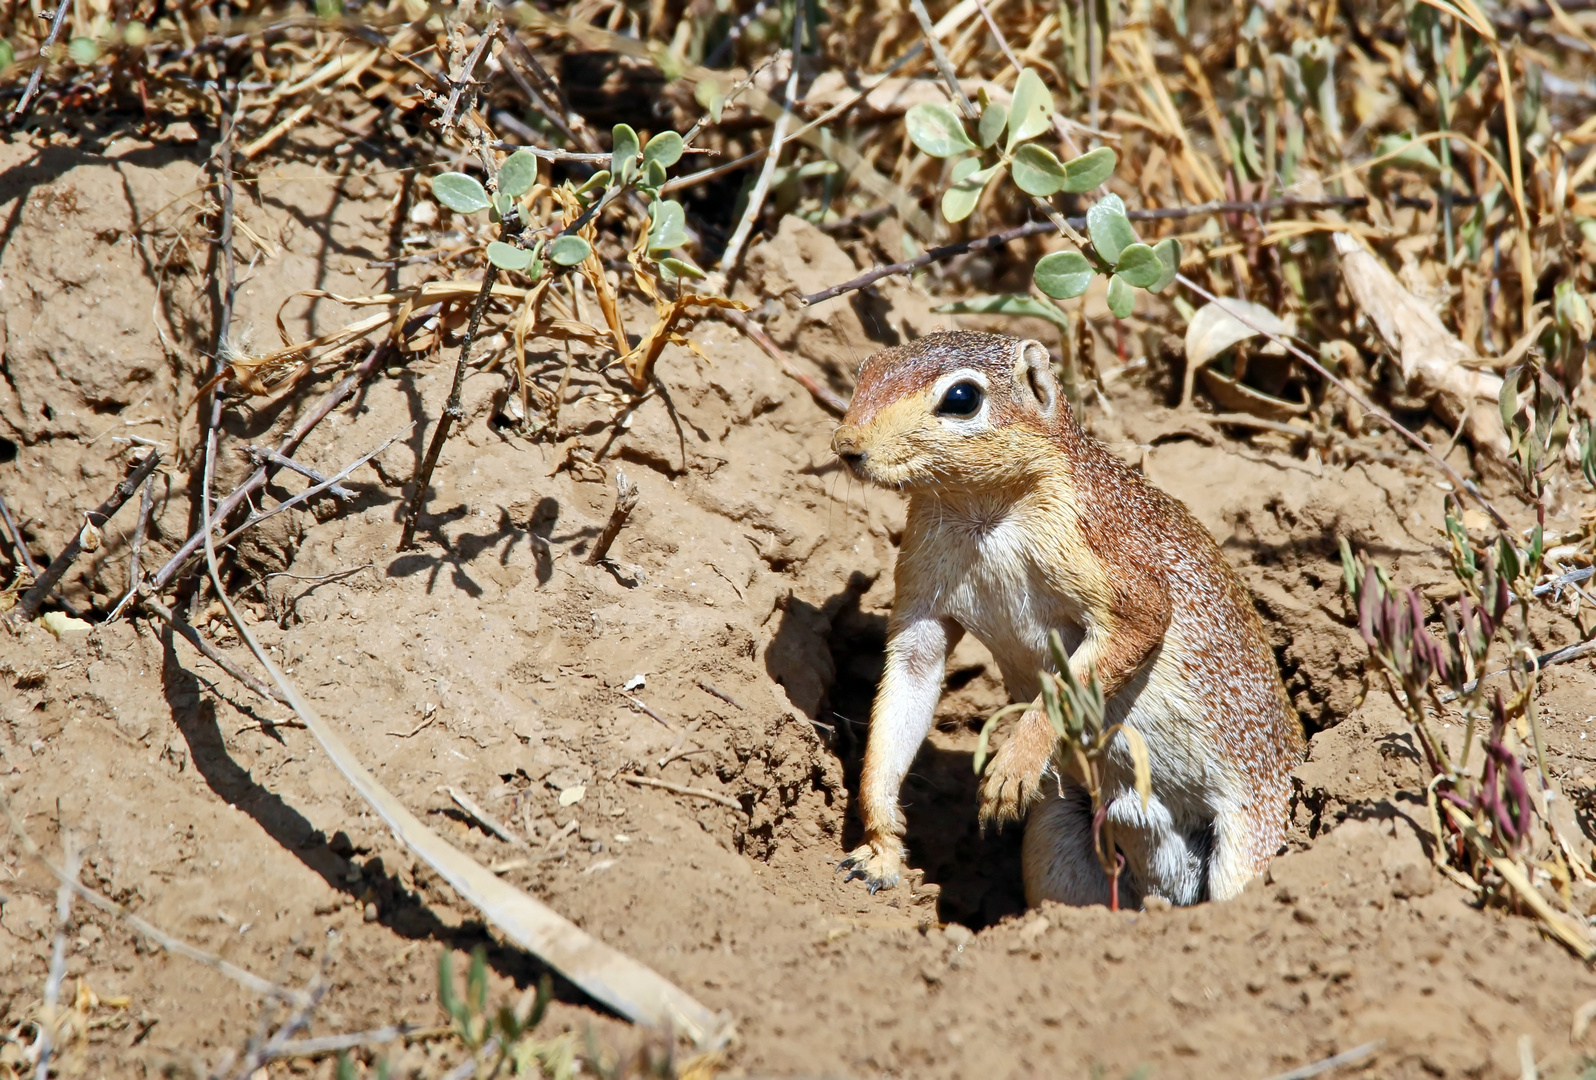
<box><xmin>31</xmin><ymin>835</ymin><xmax>79</xmax><ymax>1080</ymax></box>
<box><xmin>11</xmin><ymin>451</ymin><xmax>162</xmax><ymax>623</ymax></box>
<box><xmin>106</xmin><ymin>475</ymin><xmax>157</xmax><ymax>621</ymax></box>
<box><xmin>140</xmin><ymin>594</ymin><xmax>288</xmax><ymax>704</ymax></box>
<box><xmin>243</xmin><ymin>446</ymin><xmax>355</xmax><ymax>501</ymax></box>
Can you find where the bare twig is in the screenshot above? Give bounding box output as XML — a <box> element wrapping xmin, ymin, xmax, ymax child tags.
<box><xmin>11</xmin><ymin>451</ymin><xmax>162</xmax><ymax>623</ymax></box>
<box><xmin>586</xmin><ymin>470</ymin><xmax>639</xmax><ymax>565</ymax></box>
<box><xmin>439</xmin><ymin>18</ymin><xmax>501</xmax><ymax>131</ymax></box>
<box><xmin>719</xmin><ymin>10</ymin><xmax>804</xmax><ymax>276</ymax></box>
<box><xmin>697</xmin><ymin>681</ymin><xmax>745</xmax><ymax>709</ymax></box>
<box><xmin>10</xmin><ymin>0</ymin><xmax>73</xmax><ymax>122</ymax></box>
<box><xmin>620</xmin><ymin>773</ymin><xmax>744</xmax><ymax>813</ymax></box>
<box><xmin>260</xmin><ymin>1025</ymin><xmax>446</xmax><ymax>1061</ymax></box>
<box><xmin>974</xmin><ymin>0</ymin><xmax>1023</xmax><ymax>72</ymax></box>
<box><xmin>719</xmin><ymin>308</ymin><xmax>848</xmax><ymax>415</ymax></box>
<box><xmin>32</xmin><ymin>835</ymin><xmax>80</xmax><ymax>1080</ymax></box>
<box><xmin>1262</xmin><ymin>1040</ymin><xmax>1384</xmax><ymax>1080</ymax></box>
<box><xmin>797</xmin><ymin>197</ymin><xmax>1368</xmax><ymax>306</ymax></box>
<box><xmin>140</xmin><ymin>594</ymin><xmax>287</xmax><ymax>704</ymax></box>
<box><xmin>243</xmin><ymin>446</ymin><xmax>355</xmax><ymax>501</ymax></box>
<box><xmin>909</xmin><ymin>0</ymin><xmax>974</xmax><ymax>116</ymax></box>
<box><xmin>216</xmin><ymin>428</ymin><xmax>409</xmax><ymax>554</ymax></box>
<box><xmin>150</xmin><ymin>337</ymin><xmax>402</xmax><ymax>590</ymax></box>
<box><xmin>107</xmin><ymin>475</ymin><xmax>157</xmax><ymax>621</ymax></box>
<box><xmin>399</xmin><ymin>258</ymin><xmax>504</xmax><ymax>550</ymax></box>
<box><xmin>445</xmin><ymin>785</ymin><xmax>533</xmax><ymax>851</ymax></box>
<box><xmin>0</xmin><ymin>796</ymin><xmax>306</xmax><ymax>1005</ymax></box>
<box><xmin>627</xmin><ymin>695</ymin><xmax>676</xmax><ymax>732</ymax></box>
<box><xmin>0</xmin><ymin>492</ymin><xmax>42</xmax><ymax>577</ymax></box>
<box><xmin>225</xmin><ymin>968</ymin><xmax>335</xmax><ymax>1080</ymax></box>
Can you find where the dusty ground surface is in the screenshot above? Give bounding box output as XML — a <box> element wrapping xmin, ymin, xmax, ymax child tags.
<box><xmin>2</xmin><ymin>135</ymin><xmax>1596</xmax><ymax>1080</ymax></box>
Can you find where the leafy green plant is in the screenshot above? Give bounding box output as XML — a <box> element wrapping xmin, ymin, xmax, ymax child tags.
<box><xmin>974</xmin><ymin>630</ymin><xmax>1151</xmax><ymax>911</ymax></box>
<box><xmin>904</xmin><ymin>68</ymin><xmax>1179</xmax><ymax>316</ymax></box>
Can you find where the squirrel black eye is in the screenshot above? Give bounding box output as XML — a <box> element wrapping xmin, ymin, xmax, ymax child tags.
<box><xmin>937</xmin><ymin>381</ymin><xmax>983</xmax><ymax>417</ymax></box>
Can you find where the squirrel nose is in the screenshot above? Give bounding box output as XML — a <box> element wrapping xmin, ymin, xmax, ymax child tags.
<box><xmin>833</xmin><ymin>426</ymin><xmax>867</xmax><ymax>471</ymax></box>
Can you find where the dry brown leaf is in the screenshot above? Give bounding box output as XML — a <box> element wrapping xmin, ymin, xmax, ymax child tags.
<box><xmin>622</xmin><ymin>295</ymin><xmax>749</xmax><ymax>389</ymax></box>
<box><xmin>1332</xmin><ymin>233</ymin><xmax>1508</xmax><ymax>457</ymax></box>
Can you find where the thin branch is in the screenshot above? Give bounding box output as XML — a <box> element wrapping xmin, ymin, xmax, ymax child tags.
<box><xmin>9</xmin><ymin>0</ymin><xmax>72</xmax><ymax>122</ymax></box>
<box><xmin>0</xmin><ymin>492</ymin><xmax>41</xmax><ymax>576</ymax></box>
<box><xmin>586</xmin><ymin>470</ymin><xmax>639</xmax><ymax>565</ymax></box>
<box><xmin>243</xmin><ymin>446</ymin><xmax>355</xmax><ymax>501</ymax></box>
<box><xmin>11</xmin><ymin>451</ymin><xmax>162</xmax><ymax>622</ymax></box>
<box><xmin>32</xmin><ymin>835</ymin><xmax>80</xmax><ymax>1080</ymax></box>
<box><xmin>797</xmin><ymin>197</ymin><xmax>1368</xmax><ymax>305</ymax></box>
<box><xmin>619</xmin><ymin>773</ymin><xmax>744</xmax><ymax>813</ymax></box>
<box><xmin>0</xmin><ymin>795</ymin><xmax>306</xmax><ymax>1004</ymax></box>
<box><xmin>909</xmin><ymin>0</ymin><xmax>974</xmax><ymax>116</ymax></box>
<box><xmin>218</xmin><ymin>427</ymin><xmax>409</xmax><ymax>553</ymax></box>
<box><xmin>439</xmin><ymin>18</ymin><xmax>501</xmax><ymax>131</ymax></box>
<box><xmin>150</xmin><ymin>336</ymin><xmax>403</xmax><ymax>591</ymax></box>
<box><xmin>718</xmin><ymin>308</ymin><xmax>848</xmax><ymax>415</ymax></box>
<box><xmin>140</xmin><ymin>594</ymin><xmax>287</xmax><ymax>704</ymax></box>
<box><xmin>1263</xmin><ymin>1041</ymin><xmax>1385</xmax><ymax>1080</ymax></box>
<box><xmin>718</xmin><ymin>10</ymin><xmax>804</xmax><ymax>275</ymax></box>
<box><xmin>106</xmin><ymin>473</ymin><xmax>156</xmax><ymax>621</ymax></box>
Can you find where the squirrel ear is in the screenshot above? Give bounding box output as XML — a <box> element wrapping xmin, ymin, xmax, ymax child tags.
<box><xmin>1012</xmin><ymin>339</ymin><xmax>1058</xmax><ymax>419</ymax></box>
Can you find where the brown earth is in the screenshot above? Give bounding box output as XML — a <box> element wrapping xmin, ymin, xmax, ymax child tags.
<box><xmin>2</xmin><ymin>136</ymin><xmax>1596</xmax><ymax>1080</ymax></box>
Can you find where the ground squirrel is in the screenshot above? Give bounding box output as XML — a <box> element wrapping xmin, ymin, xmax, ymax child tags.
<box><xmin>831</xmin><ymin>331</ymin><xmax>1305</xmax><ymax>907</ymax></box>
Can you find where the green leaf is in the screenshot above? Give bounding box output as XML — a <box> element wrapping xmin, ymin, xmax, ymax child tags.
<box><xmin>1151</xmin><ymin>237</ymin><xmax>1181</xmax><ymax>292</ymax></box>
<box><xmin>67</xmin><ymin>36</ymin><xmax>98</xmax><ymax>64</ymax></box>
<box><xmin>1106</xmin><ymin>274</ymin><xmax>1135</xmax><ymax>319</ymax></box>
<box><xmin>574</xmin><ymin>169</ymin><xmax>610</xmax><ymax>196</ymax></box>
<box><xmin>491</xmin><ymin>191</ymin><xmax>514</xmax><ymax>218</ymax></box>
<box><xmin>642</xmin><ymin>130</ymin><xmax>685</xmax><ymax>170</ymax></box>
<box><xmin>486</xmin><ymin>240</ymin><xmax>532</xmax><ymax>271</ymax></box>
<box><xmin>695</xmin><ymin>78</ymin><xmax>727</xmax><ymax>123</ymax></box>
<box><xmin>438</xmin><ymin>951</ymin><xmax>464</xmax><ymax>1024</ymax></box>
<box><xmin>647</xmin><ymin>199</ymin><xmax>688</xmax><ymax>252</ymax></box>
<box><xmin>337</xmin><ymin>1052</ymin><xmax>358</xmax><ymax>1080</ymax></box>
<box><xmin>640</xmin><ymin>158</ymin><xmax>668</xmax><ymax>193</ymax></box>
<box><xmin>658</xmin><ymin>256</ymin><xmax>706</xmax><ymax>281</ymax></box>
<box><xmin>934</xmin><ymin>294</ymin><xmax>1071</xmax><ymax>331</ymax></box>
<box><xmin>0</xmin><ymin>39</ymin><xmax>14</xmax><ymax>71</ymax></box>
<box><xmin>978</xmin><ymin>101</ymin><xmax>1009</xmax><ymax>149</ymax></box>
<box><xmin>432</xmin><ymin>172</ymin><xmax>489</xmax><ymax>214</ymax></box>
<box><xmin>467</xmin><ymin>947</ymin><xmax>488</xmax><ymax>1017</ymax></box>
<box><xmin>1032</xmin><ymin>250</ymin><xmax>1095</xmax><ymax>299</ymax></box>
<box><xmin>498</xmin><ymin>149</ymin><xmax>539</xmax><ymax>197</ymax></box>
<box><xmin>1087</xmin><ymin>193</ymin><xmax>1138</xmax><ymax>264</ymax></box>
<box><xmin>1006</xmin><ymin>68</ymin><xmax>1054</xmax><ymax>152</ymax></box>
<box><xmin>1374</xmin><ymin>134</ymin><xmax>1442</xmax><ymax>172</ymax></box>
<box><xmin>905</xmin><ymin>102</ymin><xmax>977</xmax><ymax>158</ymax></box>
<box><xmin>1063</xmin><ymin>146</ymin><xmax>1116</xmax><ymax>192</ymax></box>
<box><xmin>940</xmin><ymin>164</ymin><xmax>1000</xmax><ymax>223</ymax></box>
<box><xmin>549</xmin><ymin>235</ymin><xmax>592</xmax><ymax>266</ymax></box>
<box><xmin>611</xmin><ymin>123</ymin><xmax>640</xmax><ymax>181</ymax></box>
<box><xmin>1010</xmin><ymin>143</ymin><xmax>1069</xmax><ymax>196</ymax></box>
<box><xmin>1113</xmin><ymin>243</ymin><xmax>1162</xmax><ymax>289</ymax></box>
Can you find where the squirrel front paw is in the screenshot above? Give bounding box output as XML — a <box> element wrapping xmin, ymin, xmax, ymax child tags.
<box><xmin>978</xmin><ymin>710</ymin><xmax>1058</xmax><ymax>828</ymax></box>
<box><xmin>838</xmin><ymin>839</ymin><xmax>905</xmax><ymax>894</ymax></box>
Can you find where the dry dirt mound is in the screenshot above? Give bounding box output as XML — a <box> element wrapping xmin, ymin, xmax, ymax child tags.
<box><xmin>1</xmin><ymin>138</ymin><xmax>1595</xmax><ymax>1080</ymax></box>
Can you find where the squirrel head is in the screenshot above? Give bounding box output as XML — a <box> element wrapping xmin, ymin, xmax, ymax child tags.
<box><xmin>832</xmin><ymin>331</ymin><xmax>1074</xmax><ymax>491</ymax></box>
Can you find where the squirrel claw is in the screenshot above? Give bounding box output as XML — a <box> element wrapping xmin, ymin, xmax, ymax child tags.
<box><xmin>978</xmin><ymin>726</ymin><xmax>1053</xmax><ymax>828</ymax></box>
<box><xmin>837</xmin><ymin>842</ymin><xmax>902</xmax><ymax>893</ymax></box>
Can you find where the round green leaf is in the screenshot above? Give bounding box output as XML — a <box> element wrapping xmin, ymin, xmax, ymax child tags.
<box><xmin>611</xmin><ymin>123</ymin><xmax>640</xmax><ymax>181</ymax></box>
<box><xmin>1010</xmin><ymin>144</ymin><xmax>1069</xmax><ymax>197</ymax></box>
<box><xmin>0</xmin><ymin>39</ymin><xmax>14</xmax><ymax>71</ymax></box>
<box><xmin>486</xmin><ymin>241</ymin><xmax>533</xmax><ymax>271</ymax></box>
<box><xmin>941</xmin><ymin>164</ymin><xmax>1001</xmax><ymax>223</ymax></box>
<box><xmin>68</xmin><ymin>36</ymin><xmax>98</xmax><ymax>64</ymax></box>
<box><xmin>1151</xmin><ymin>237</ymin><xmax>1181</xmax><ymax>293</ymax></box>
<box><xmin>1033</xmin><ymin>251</ymin><xmax>1095</xmax><ymax>299</ymax></box>
<box><xmin>491</xmin><ymin>191</ymin><xmax>514</xmax><ymax>218</ymax></box>
<box><xmin>1113</xmin><ymin>243</ymin><xmax>1162</xmax><ymax>289</ymax></box>
<box><xmin>642</xmin><ymin>130</ymin><xmax>684</xmax><ymax>170</ymax></box>
<box><xmin>641</xmin><ymin>158</ymin><xmax>668</xmax><ymax>192</ymax></box>
<box><xmin>647</xmin><ymin>199</ymin><xmax>688</xmax><ymax>252</ymax></box>
<box><xmin>905</xmin><ymin>102</ymin><xmax>977</xmax><ymax>158</ymax></box>
<box><xmin>1087</xmin><ymin>193</ymin><xmax>1138</xmax><ymax>264</ymax></box>
<box><xmin>574</xmin><ymin>169</ymin><xmax>611</xmax><ymax>196</ymax></box>
<box><xmin>432</xmin><ymin>172</ymin><xmax>490</xmax><ymax>214</ymax></box>
<box><xmin>978</xmin><ymin>101</ymin><xmax>1009</xmax><ymax>149</ymax></box>
<box><xmin>1006</xmin><ymin>68</ymin><xmax>1054</xmax><ymax>152</ymax></box>
<box><xmin>1063</xmin><ymin>146</ymin><xmax>1116</xmax><ymax>193</ymax></box>
<box><xmin>549</xmin><ymin>235</ymin><xmax>592</xmax><ymax>266</ymax></box>
<box><xmin>122</xmin><ymin>21</ymin><xmax>146</xmax><ymax>47</ymax></box>
<box><xmin>498</xmin><ymin>149</ymin><xmax>539</xmax><ymax>198</ymax></box>
<box><xmin>1106</xmin><ymin>274</ymin><xmax>1135</xmax><ymax>319</ymax></box>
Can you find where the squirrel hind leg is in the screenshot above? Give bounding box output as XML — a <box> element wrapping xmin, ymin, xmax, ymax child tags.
<box><xmin>1020</xmin><ymin>779</ymin><xmax>1141</xmax><ymax>909</ymax></box>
